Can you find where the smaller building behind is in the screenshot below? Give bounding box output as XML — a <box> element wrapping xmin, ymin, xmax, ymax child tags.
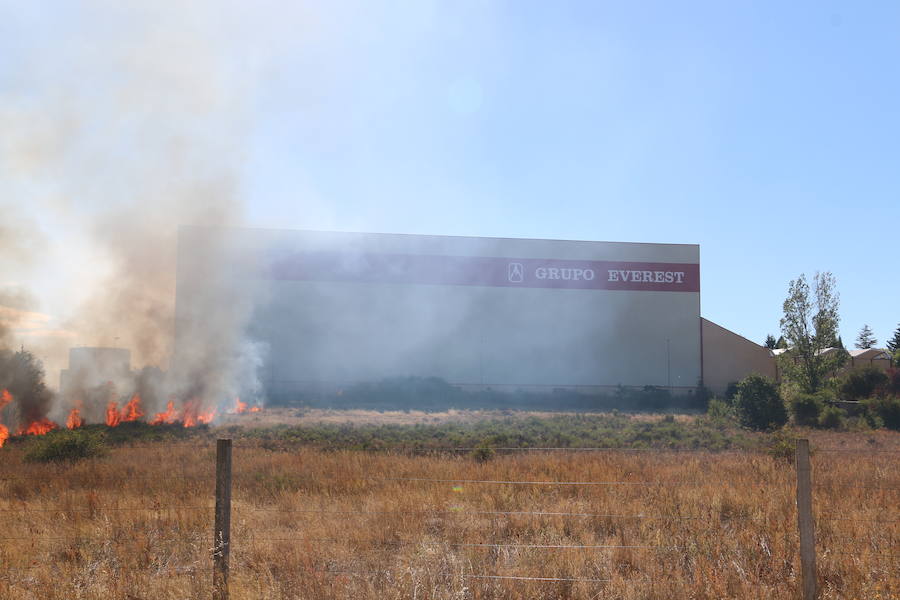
<box><xmin>701</xmin><ymin>318</ymin><xmax>777</xmax><ymax>394</ymax></box>
<box><xmin>60</xmin><ymin>347</ymin><xmax>132</xmax><ymax>399</ymax></box>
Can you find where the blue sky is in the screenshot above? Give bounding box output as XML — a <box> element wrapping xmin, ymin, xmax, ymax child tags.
<box><xmin>241</xmin><ymin>1</ymin><xmax>900</xmax><ymax>346</ymax></box>
<box><xmin>2</xmin><ymin>1</ymin><xmax>900</xmax><ymax>362</ymax></box>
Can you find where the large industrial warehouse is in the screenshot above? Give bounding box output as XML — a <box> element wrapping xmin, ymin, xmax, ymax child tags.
<box><xmin>175</xmin><ymin>227</ymin><xmax>770</xmax><ymax>398</ymax></box>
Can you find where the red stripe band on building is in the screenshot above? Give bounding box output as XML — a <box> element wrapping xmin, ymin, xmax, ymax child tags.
<box><xmin>269</xmin><ymin>252</ymin><xmax>700</xmax><ymax>292</ymax></box>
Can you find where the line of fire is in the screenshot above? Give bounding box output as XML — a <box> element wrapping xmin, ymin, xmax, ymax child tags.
<box><xmin>0</xmin><ymin>346</ymin><xmax>261</xmax><ymax>448</ymax></box>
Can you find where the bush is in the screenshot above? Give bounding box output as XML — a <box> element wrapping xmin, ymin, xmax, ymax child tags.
<box><xmin>818</xmin><ymin>404</ymin><xmax>845</xmax><ymax>429</ymax></box>
<box><xmin>789</xmin><ymin>393</ymin><xmax>824</xmax><ymax>427</ymax></box>
<box><xmin>724</xmin><ymin>382</ymin><xmax>740</xmax><ymax>401</ymax></box>
<box><xmin>24</xmin><ymin>430</ymin><xmax>108</xmax><ymax>463</ymax></box>
<box><xmin>863</xmin><ymin>396</ymin><xmax>900</xmax><ymax>430</ymax></box>
<box><xmin>470</xmin><ymin>441</ymin><xmax>495</xmax><ymax>462</ymax></box>
<box><xmin>766</xmin><ymin>428</ymin><xmax>797</xmax><ymax>463</ymax></box>
<box><xmin>885</xmin><ymin>368</ymin><xmax>900</xmax><ymax>396</ymax></box>
<box><xmin>840</xmin><ymin>367</ymin><xmax>889</xmax><ymax>400</ymax></box>
<box><xmin>734</xmin><ymin>374</ymin><xmax>787</xmax><ymax>431</ymax></box>
<box><xmin>706</xmin><ymin>397</ymin><xmax>735</xmax><ymax>421</ymax></box>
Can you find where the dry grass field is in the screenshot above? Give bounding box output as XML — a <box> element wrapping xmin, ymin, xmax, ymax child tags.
<box><xmin>0</xmin><ymin>424</ymin><xmax>898</xmax><ymax>599</ymax></box>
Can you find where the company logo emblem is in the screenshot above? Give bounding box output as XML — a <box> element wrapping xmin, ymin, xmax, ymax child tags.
<box><xmin>507</xmin><ymin>262</ymin><xmax>524</xmax><ymax>283</ymax></box>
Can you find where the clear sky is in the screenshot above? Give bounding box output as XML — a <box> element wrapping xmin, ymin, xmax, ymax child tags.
<box><xmin>2</xmin><ymin>1</ymin><xmax>900</xmax><ymax>357</ymax></box>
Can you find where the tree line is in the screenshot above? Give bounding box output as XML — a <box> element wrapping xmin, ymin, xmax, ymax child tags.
<box><xmin>717</xmin><ymin>271</ymin><xmax>900</xmax><ymax>431</ymax></box>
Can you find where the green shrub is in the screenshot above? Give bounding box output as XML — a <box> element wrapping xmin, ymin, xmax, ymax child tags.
<box><xmin>706</xmin><ymin>397</ymin><xmax>735</xmax><ymax>421</ymax></box>
<box><xmin>734</xmin><ymin>374</ymin><xmax>787</xmax><ymax>431</ymax></box>
<box><xmin>789</xmin><ymin>393</ymin><xmax>824</xmax><ymax>427</ymax></box>
<box><xmin>845</xmin><ymin>415</ymin><xmax>872</xmax><ymax>432</ymax></box>
<box><xmin>818</xmin><ymin>404</ymin><xmax>845</xmax><ymax>429</ymax></box>
<box><xmin>470</xmin><ymin>441</ymin><xmax>495</xmax><ymax>462</ymax></box>
<box><xmin>863</xmin><ymin>396</ymin><xmax>900</xmax><ymax>430</ymax></box>
<box><xmin>766</xmin><ymin>428</ymin><xmax>797</xmax><ymax>463</ymax></box>
<box><xmin>24</xmin><ymin>430</ymin><xmax>108</xmax><ymax>463</ymax></box>
<box><xmin>885</xmin><ymin>368</ymin><xmax>900</xmax><ymax>396</ymax></box>
<box><xmin>724</xmin><ymin>382</ymin><xmax>740</xmax><ymax>401</ymax></box>
<box><xmin>840</xmin><ymin>367</ymin><xmax>889</xmax><ymax>400</ymax></box>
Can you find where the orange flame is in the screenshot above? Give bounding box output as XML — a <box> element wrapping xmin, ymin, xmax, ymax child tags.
<box><xmin>181</xmin><ymin>399</ymin><xmax>198</xmax><ymax>428</ymax></box>
<box><xmin>66</xmin><ymin>408</ymin><xmax>84</xmax><ymax>429</ymax></box>
<box><xmin>106</xmin><ymin>402</ymin><xmax>121</xmax><ymax>427</ymax></box>
<box><xmin>249</xmin><ymin>405</ymin><xmax>262</xmax><ymax>413</ymax></box>
<box><xmin>149</xmin><ymin>400</ymin><xmax>177</xmax><ymax>425</ymax></box>
<box><xmin>0</xmin><ymin>390</ymin><xmax>8</xmax><ymax>448</ymax></box>
<box><xmin>179</xmin><ymin>399</ymin><xmax>215</xmax><ymax>427</ymax></box>
<box><xmin>233</xmin><ymin>398</ymin><xmax>248</xmax><ymax>414</ymax></box>
<box><xmin>17</xmin><ymin>418</ymin><xmax>59</xmax><ymax>436</ymax></box>
<box><xmin>197</xmin><ymin>409</ymin><xmax>216</xmax><ymax>425</ymax></box>
<box><xmin>120</xmin><ymin>394</ymin><xmax>144</xmax><ymax>422</ymax></box>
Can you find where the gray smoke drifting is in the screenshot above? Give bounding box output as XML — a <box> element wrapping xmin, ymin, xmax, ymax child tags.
<box><xmin>0</xmin><ymin>3</ymin><xmax>274</xmax><ymax>423</ymax></box>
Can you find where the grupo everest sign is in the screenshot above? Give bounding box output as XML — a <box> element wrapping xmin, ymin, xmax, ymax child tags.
<box><xmin>269</xmin><ymin>252</ymin><xmax>699</xmax><ymax>292</ymax></box>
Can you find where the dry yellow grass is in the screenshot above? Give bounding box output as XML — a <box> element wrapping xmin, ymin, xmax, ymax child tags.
<box><xmin>0</xmin><ymin>432</ymin><xmax>898</xmax><ymax>599</ymax></box>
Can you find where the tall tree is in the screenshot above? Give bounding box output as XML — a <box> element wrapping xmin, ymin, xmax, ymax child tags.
<box><xmin>886</xmin><ymin>324</ymin><xmax>900</xmax><ymax>354</ymax></box>
<box><xmin>855</xmin><ymin>324</ymin><xmax>877</xmax><ymax>349</ymax></box>
<box><xmin>764</xmin><ymin>334</ymin><xmax>777</xmax><ymax>349</ymax></box>
<box><xmin>779</xmin><ymin>272</ymin><xmax>847</xmax><ymax>393</ymax></box>
<box><xmin>775</xmin><ymin>335</ymin><xmax>788</xmax><ymax>349</ymax></box>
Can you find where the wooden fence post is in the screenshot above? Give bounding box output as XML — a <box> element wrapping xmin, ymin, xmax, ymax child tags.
<box><xmin>213</xmin><ymin>438</ymin><xmax>233</xmax><ymax>600</ymax></box>
<box><xmin>796</xmin><ymin>438</ymin><xmax>817</xmax><ymax>600</ymax></box>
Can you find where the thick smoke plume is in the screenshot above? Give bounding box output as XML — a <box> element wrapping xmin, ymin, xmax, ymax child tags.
<box><xmin>0</xmin><ymin>3</ymin><xmax>271</xmax><ymax>427</ymax></box>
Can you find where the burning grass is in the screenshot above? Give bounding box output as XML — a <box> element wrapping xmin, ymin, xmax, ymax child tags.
<box><xmin>0</xmin><ymin>389</ymin><xmax>222</xmax><ymax>450</ymax></box>
<box><xmin>0</xmin><ymin>423</ymin><xmax>898</xmax><ymax>599</ymax></box>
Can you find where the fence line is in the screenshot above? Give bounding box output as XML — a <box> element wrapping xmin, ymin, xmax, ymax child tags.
<box><xmin>0</xmin><ymin>474</ymin><xmax>212</xmax><ymax>482</ymax></box>
<box><xmin>369</xmin><ymin>476</ymin><xmax>713</xmax><ymax>486</ymax></box>
<box><xmin>2</xmin><ymin>438</ymin><xmax>899</xmax><ymax>597</ymax></box>
<box><xmin>817</xmin><ymin>515</ymin><xmax>900</xmax><ymax>524</ymax></box>
<box><xmin>467</xmin><ymin>574</ymin><xmax>614</xmax><ymax>582</ymax></box>
<box><xmin>0</xmin><ymin>534</ymin><xmax>213</xmax><ymax>542</ymax></box>
<box><xmin>254</xmin><ymin>537</ymin><xmax>679</xmax><ymax>550</ymax></box>
<box><xmin>810</xmin><ymin>448</ymin><xmax>900</xmax><ymax>454</ymax></box>
<box><xmin>246</xmin><ymin>507</ymin><xmax>766</xmax><ymax>522</ymax></box>
<box><xmin>0</xmin><ymin>505</ymin><xmax>214</xmax><ymax>513</ymax></box>
<box><xmin>0</xmin><ymin>504</ymin><xmax>774</xmax><ymax>522</ymax></box>
<box><xmin>813</xmin><ymin>483</ymin><xmax>900</xmax><ymax>491</ymax></box>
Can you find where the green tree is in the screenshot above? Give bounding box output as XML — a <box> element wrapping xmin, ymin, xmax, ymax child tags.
<box><xmin>0</xmin><ymin>348</ymin><xmax>53</xmax><ymax>425</ymax></box>
<box><xmin>886</xmin><ymin>324</ymin><xmax>900</xmax><ymax>354</ymax></box>
<box><xmin>778</xmin><ymin>272</ymin><xmax>847</xmax><ymax>393</ymax></box>
<box><xmin>855</xmin><ymin>324</ymin><xmax>877</xmax><ymax>349</ymax></box>
<box><xmin>734</xmin><ymin>374</ymin><xmax>788</xmax><ymax>430</ymax></box>
<box><xmin>840</xmin><ymin>366</ymin><xmax>889</xmax><ymax>400</ymax></box>
<box><xmin>775</xmin><ymin>336</ymin><xmax>788</xmax><ymax>349</ymax></box>
<box><xmin>764</xmin><ymin>334</ymin><xmax>777</xmax><ymax>349</ymax></box>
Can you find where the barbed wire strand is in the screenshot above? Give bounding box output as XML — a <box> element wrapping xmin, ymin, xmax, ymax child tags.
<box><xmin>813</xmin><ymin>484</ymin><xmax>900</xmax><ymax>492</ymax></box>
<box><xmin>246</xmin><ymin>507</ymin><xmax>766</xmax><ymax>522</ymax></box>
<box><xmin>817</xmin><ymin>515</ymin><xmax>900</xmax><ymax>524</ymax></box>
<box><xmin>370</xmin><ymin>477</ymin><xmax>698</xmax><ymax>486</ymax></box>
<box><xmin>0</xmin><ymin>506</ymin><xmax>213</xmax><ymax>513</ymax></box>
<box><xmin>255</xmin><ymin>537</ymin><xmax>679</xmax><ymax>550</ymax></box>
<box><xmin>0</xmin><ymin>475</ymin><xmax>211</xmax><ymax>483</ymax></box>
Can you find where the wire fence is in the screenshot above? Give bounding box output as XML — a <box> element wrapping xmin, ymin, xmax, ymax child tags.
<box><xmin>0</xmin><ymin>440</ymin><xmax>898</xmax><ymax>599</ymax></box>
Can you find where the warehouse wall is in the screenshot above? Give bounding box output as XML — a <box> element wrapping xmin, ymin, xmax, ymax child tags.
<box><xmin>176</xmin><ymin>227</ymin><xmax>702</xmax><ymax>394</ymax></box>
